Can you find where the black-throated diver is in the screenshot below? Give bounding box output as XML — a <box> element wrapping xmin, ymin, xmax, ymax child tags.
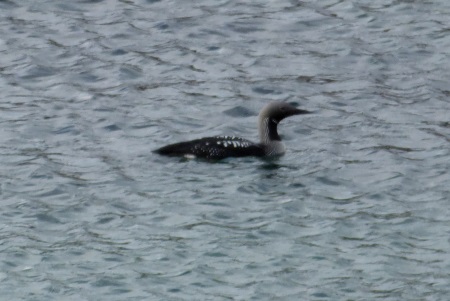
<box><xmin>154</xmin><ymin>101</ymin><xmax>311</xmax><ymax>159</ymax></box>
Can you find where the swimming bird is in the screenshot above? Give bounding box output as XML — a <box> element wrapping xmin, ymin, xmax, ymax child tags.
<box><xmin>154</xmin><ymin>101</ymin><xmax>311</xmax><ymax>159</ymax></box>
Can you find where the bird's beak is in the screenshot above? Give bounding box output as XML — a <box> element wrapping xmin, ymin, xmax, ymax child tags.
<box><xmin>293</xmin><ymin>108</ymin><xmax>312</xmax><ymax>115</ymax></box>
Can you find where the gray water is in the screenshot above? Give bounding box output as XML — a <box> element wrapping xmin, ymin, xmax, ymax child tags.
<box><xmin>1</xmin><ymin>0</ymin><xmax>450</xmax><ymax>300</ymax></box>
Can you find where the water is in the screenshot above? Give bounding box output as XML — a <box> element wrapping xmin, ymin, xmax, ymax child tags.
<box><xmin>1</xmin><ymin>0</ymin><xmax>450</xmax><ymax>300</ymax></box>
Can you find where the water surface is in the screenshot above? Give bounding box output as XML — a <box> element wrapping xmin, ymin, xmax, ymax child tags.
<box><xmin>1</xmin><ymin>0</ymin><xmax>450</xmax><ymax>300</ymax></box>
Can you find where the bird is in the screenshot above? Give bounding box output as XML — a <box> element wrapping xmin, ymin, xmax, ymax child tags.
<box><xmin>154</xmin><ymin>101</ymin><xmax>311</xmax><ymax>160</ymax></box>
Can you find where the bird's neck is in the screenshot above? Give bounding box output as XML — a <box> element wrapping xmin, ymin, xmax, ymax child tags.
<box><xmin>259</xmin><ymin>117</ymin><xmax>281</xmax><ymax>145</ymax></box>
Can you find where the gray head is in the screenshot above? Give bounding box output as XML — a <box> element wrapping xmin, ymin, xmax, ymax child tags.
<box><xmin>259</xmin><ymin>101</ymin><xmax>311</xmax><ymax>123</ymax></box>
<box><xmin>258</xmin><ymin>101</ymin><xmax>311</xmax><ymax>144</ymax></box>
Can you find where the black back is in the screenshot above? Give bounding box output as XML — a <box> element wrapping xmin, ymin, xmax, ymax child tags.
<box><xmin>154</xmin><ymin>136</ymin><xmax>265</xmax><ymax>160</ymax></box>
